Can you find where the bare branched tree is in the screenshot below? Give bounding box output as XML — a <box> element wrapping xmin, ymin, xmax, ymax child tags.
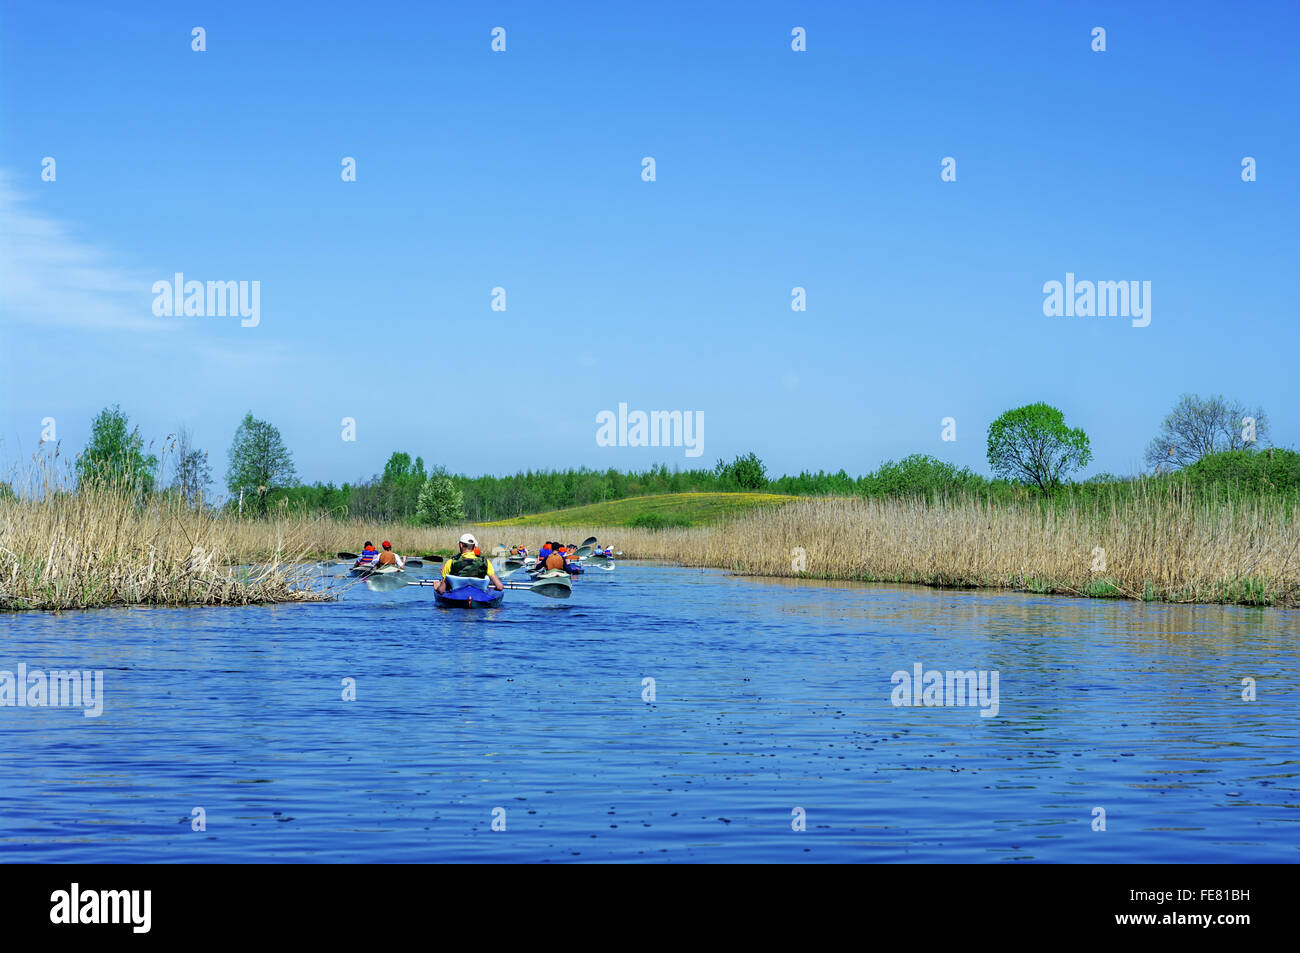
<box><xmin>171</xmin><ymin>427</ymin><xmax>213</xmax><ymax>506</ymax></box>
<box><xmin>1144</xmin><ymin>394</ymin><xmax>1270</xmax><ymax>472</ymax></box>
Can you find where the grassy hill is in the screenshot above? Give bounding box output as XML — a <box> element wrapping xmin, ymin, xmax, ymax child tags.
<box><xmin>476</xmin><ymin>491</ymin><xmax>799</xmax><ymax>528</ymax></box>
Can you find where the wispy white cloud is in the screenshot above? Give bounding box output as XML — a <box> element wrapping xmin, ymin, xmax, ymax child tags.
<box><xmin>0</xmin><ymin>171</ymin><xmax>166</xmax><ymax>332</ymax></box>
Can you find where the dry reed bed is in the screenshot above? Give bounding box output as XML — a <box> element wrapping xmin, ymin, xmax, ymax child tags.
<box><xmin>0</xmin><ymin>481</ymin><xmax>330</xmax><ymax>611</ymax></box>
<box><xmin>4</xmin><ymin>483</ymin><xmax>1297</xmax><ymax>609</ymax></box>
<box><xmin>574</xmin><ymin>492</ymin><xmax>1300</xmax><ymax>607</ymax></box>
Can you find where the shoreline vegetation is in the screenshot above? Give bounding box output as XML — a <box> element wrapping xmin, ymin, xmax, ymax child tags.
<box><xmin>5</xmin><ymin>396</ymin><xmax>1297</xmax><ymax>609</ymax></box>
<box><xmin>0</xmin><ymin>471</ymin><xmax>334</xmax><ymax>611</ymax></box>
<box><xmin>601</xmin><ymin>489</ymin><xmax>1300</xmax><ymax>608</ymax></box>
<box><xmin>3</xmin><ymin>472</ymin><xmax>1297</xmax><ymax>610</ymax></box>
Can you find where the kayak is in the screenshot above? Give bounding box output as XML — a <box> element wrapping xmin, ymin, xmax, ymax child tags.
<box><xmin>434</xmin><ymin>575</ymin><xmax>505</xmax><ymax>609</ymax></box>
<box><xmin>364</xmin><ymin>564</ymin><xmax>406</xmax><ymax>590</ymax></box>
<box><xmin>350</xmin><ymin>563</ymin><xmax>400</xmax><ymax>578</ymax></box>
<box><xmin>434</xmin><ymin>588</ymin><xmax>505</xmax><ymax>608</ymax></box>
<box><xmin>523</xmin><ymin>568</ymin><xmax>573</xmax><ymax>593</ymax></box>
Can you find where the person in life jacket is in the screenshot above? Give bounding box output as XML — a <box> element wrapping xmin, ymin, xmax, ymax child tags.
<box><xmin>433</xmin><ymin>533</ymin><xmax>503</xmax><ymax>594</ymax></box>
<box><xmin>354</xmin><ymin>542</ymin><xmax>379</xmax><ymax>567</ymax></box>
<box><xmin>536</xmin><ymin>541</ymin><xmax>554</xmax><ymax>563</ymax></box>
<box><xmin>375</xmin><ymin>541</ymin><xmax>405</xmax><ymax>569</ymax></box>
<box><xmin>542</xmin><ymin>544</ymin><xmax>568</xmax><ymax>572</ymax></box>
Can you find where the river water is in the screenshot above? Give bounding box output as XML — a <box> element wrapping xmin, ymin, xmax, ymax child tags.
<box><xmin>2</xmin><ymin>562</ymin><xmax>1296</xmax><ymax>862</ymax></box>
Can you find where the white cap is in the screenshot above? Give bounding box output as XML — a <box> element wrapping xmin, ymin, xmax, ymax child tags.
<box><xmin>459</xmin><ymin>533</ymin><xmax>478</xmax><ymax>547</ymax></box>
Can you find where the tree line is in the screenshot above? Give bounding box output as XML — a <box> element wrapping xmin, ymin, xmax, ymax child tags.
<box><xmin>56</xmin><ymin>394</ymin><xmax>1293</xmax><ymax>524</ymax></box>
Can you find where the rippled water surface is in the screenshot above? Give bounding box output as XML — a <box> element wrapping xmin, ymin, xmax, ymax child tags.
<box><xmin>2</xmin><ymin>562</ymin><xmax>1297</xmax><ymax>862</ymax></box>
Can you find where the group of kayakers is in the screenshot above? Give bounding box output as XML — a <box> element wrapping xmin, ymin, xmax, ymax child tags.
<box><xmin>529</xmin><ymin>541</ymin><xmax>612</xmax><ymax>564</ymax></box>
<box><xmin>353</xmin><ymin>534</ymin><xmax>503</xmax><ymax>593</ymax></box>
<box><xmin>346</xmin><ymin>532</ymin><xmax>616</xmax><ymax>609</ymax></box>
<box><xmin>353</xmin><ymin>535</ymin><xmax>614</xmax><ymax>587</ymax></box>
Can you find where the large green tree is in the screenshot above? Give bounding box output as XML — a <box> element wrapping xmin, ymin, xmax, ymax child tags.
<box><xmin>76</xmin><ymin>405</ymin><xmax>158</xmax><ymax>492</ymax></box>
<box><xmin>987</xmin><ymin>403</ymin><xmax>1092</xmax><ymax>494</ymax></box>
<box><xmin>226</xmin><ymin>412</ymin><xmax>297</xmax><ymax>515</ymax></box>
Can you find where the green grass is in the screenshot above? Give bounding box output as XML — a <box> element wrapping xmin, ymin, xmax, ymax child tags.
<box><xmin>1084</xmin><ymin>577</ymin><xmax>1122</xmax><ymax>598</ymax></box>
<box><xmin>476</xmin><ymin>491</ymin><xmax>800</xmax><ymax>528</ymax></box>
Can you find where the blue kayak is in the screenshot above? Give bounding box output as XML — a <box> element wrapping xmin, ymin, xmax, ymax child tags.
<box><xmin>434</xmin><ymin>584</ymin><xmax>505</xmax><ymax>609</ymax></box>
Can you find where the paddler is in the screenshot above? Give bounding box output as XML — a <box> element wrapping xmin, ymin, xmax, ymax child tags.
<box><xmin>542</xmin><ymin>544</ymin><xmax>568</xmax><ymax>572</ymax></box>
<box><xmin>375</xmin><ymin>540</ymin><xmax>405</xmax><ymax>569</ymax></box>
<box><xmin>433</xmin><ymin>533</ymin><xmax>504</xmax><ymax>594</ymax></box>
<box><xmin>354</xmin><ymin>542</ymin><xmax>379</xmax><ymax>567</ymax></box>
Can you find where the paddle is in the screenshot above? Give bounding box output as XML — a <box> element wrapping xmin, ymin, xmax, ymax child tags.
<box><xmin>418</xmin><ymin>554</ymin><xmax>445</xmax><ymax>562</ymax></box>
<box><xmin>504</xmin><ymin>576</ymin><xmax>572</xmax><ymax>598</ymax></box>
<box><xmin>581</xmin><ymin>536</ymin><xmax>597</xmax><ymax>547</ymax></box>
<box><xmin>339</xmin><ymin>551</ymin><xmax>422</xmax><ymax>566</ymax></box>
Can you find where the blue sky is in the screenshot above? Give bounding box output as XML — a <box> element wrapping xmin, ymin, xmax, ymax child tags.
<box><xmin>2</xmin><ymin>0</ymin><xmax>1296</xmax><ymax>491</ymax></box>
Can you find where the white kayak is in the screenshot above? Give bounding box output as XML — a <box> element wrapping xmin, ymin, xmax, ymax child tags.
<box><xmin>350</xmin><ymin>563</ymin><xmax>402</xmax><ymax>577</ymax></box>
<box><xmin>352</xmin><ymin>563</ymin><xmax>404</xmax><ymax>584</ymax></box>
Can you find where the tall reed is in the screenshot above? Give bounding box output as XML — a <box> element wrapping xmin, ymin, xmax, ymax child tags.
<box><xmin>0</xmin><ymin>461</ymin><xmax>329</xmax><ymax>610</ymax></box>
<box><xmin>5</xmin><ymin>460</ymin><xmax>1296</xmax><ymax>608</ymax></box>
<box><xmin>557</xmin><ymin>485</ymin><xmax>1299</xmax><ymax>607</ymax></box>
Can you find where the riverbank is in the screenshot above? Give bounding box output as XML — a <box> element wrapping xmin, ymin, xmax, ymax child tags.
<box><xmin>4</xmin><ymin>482</ymin><xmax>1297</xmax><ymax>609</ymax></box>
<box><xmin>504</xmin><ymin>488</ymin><xmax>1300</xmax><ymax>608</ymax></box>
